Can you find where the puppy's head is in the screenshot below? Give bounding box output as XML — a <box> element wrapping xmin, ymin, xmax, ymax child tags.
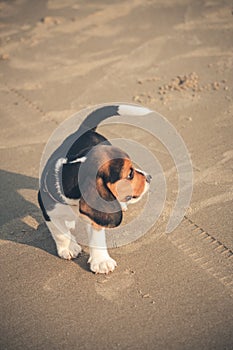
<box><xmin>79</xmin><ymin>145</ymin><xmax>151</xmax><ymax>228</ymax></box>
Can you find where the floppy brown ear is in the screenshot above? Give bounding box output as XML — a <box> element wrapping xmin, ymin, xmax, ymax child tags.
<box><xmin>79</xmin><ymin>176</ymin><xmax>122</xmax><ymax>228</ymax></box>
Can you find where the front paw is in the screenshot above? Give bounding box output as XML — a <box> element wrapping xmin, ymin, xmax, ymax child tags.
<box><xmin>58</xmin><ymin>241</ymin><xmax>82</xmax><ymax>260</ymax></box>
<box><xmin>88</xmin><ymin>256</ymin><xmax>117</xmax><ymax>274</ymax></box>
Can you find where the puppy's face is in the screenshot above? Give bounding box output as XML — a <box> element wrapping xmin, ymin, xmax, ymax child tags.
<box><xmin>106</xmin><ymin>158</ymin><xmax>151</xmax><ymax>204</ymax></box>
<box><xmin>79</xmin><ymin>145</ymin><xmax>151</xmax><ymax>228</ymax></box>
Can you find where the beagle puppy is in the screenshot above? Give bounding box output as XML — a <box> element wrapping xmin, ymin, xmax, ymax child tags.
<box><xmin>38</xmin><ymin>105</ymin><xmax>152</xmax><ymax>274</ymax></box>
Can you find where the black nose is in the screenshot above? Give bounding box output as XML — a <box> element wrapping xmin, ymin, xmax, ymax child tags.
<box><xmin>146</xmin><ymin>174</ymin><xmax>152</xmax><ymax>184</ymax></box>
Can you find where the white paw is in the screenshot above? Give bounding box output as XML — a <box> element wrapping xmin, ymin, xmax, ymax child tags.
<box><xmin>88</xmin><ymin>256</ymin><xmax>117</xmax><ymax>274</ymax></box>
<box><xmin>58</xmin><ymin>241</ymin><xmax>82</xmax><ymax>260</ymax></box>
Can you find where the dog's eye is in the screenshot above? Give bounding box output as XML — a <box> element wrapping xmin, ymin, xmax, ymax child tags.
<box><xmin>127</xmin><ymin>168</ymin><xmax>134</xmax><ymax>180</ymax></box>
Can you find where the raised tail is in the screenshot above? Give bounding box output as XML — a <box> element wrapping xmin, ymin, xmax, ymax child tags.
<box><xmin>78</xmin><ymin>104</ymin><xmax>152</xmax><ymax>133</ymax></box>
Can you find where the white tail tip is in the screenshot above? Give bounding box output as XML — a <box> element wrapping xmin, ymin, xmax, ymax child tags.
<box><xmin>118</xmin><ymin>104</ymin><xmax>152</xmax><ymax>116</ymax></box>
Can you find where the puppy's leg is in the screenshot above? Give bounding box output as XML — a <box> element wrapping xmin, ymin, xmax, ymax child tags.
<box><xmin>47</xmin><ymin>205</ymin><xmax>81</xmax><ymax>260</ymax></box>
<box><xmin>46</xmin><ymin>221</ymin><xmax>81</xmax><ymax>260</ymax></box>
<box><xmin>87</xmin><ymin>224</ymin><xmax>117</xmax><ymax>274</ymax></box>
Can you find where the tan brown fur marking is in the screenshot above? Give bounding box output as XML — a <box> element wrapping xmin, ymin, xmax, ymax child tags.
<box><xmin>107</xmin><ymin>159</ymin><xmax>146</xmax><ymax>202</ymax></box>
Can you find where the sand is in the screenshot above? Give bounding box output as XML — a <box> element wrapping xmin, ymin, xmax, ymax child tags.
<box><xmin>0</xmin><ymin>0</ymin><xmax>233</xmax><ymax>349</ymax></box>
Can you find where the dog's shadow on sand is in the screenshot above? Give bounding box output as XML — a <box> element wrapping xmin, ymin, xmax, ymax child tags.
<box><xmin>0</xmin><ymin>169</ymin><xmax>90</xmax><ymax>272</ymax></box>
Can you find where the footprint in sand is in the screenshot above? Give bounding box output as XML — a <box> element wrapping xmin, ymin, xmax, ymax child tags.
<box><xmin>95</xmin><ymin>268</ymin><xmax>135</xmax><ymax>302</ymax></box>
